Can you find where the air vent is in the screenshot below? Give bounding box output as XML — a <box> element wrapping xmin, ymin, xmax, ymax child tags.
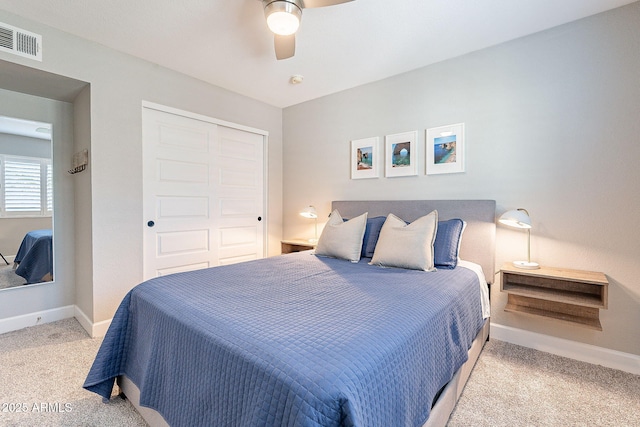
<box><xmin>0</xmin><ymin>22</ymin><xmax>42</xmax><ymax>61</ymax></box>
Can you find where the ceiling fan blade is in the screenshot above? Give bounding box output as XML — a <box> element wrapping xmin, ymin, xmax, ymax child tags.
<box><xmin>302</xmin><ymin>0</ymin><xmax>354</xmax><ymax>8</ymax></box>
<box><xmin>274</xmin><ymin>34</ymin><xmax>296</xmax><ymax>60</ymax></box>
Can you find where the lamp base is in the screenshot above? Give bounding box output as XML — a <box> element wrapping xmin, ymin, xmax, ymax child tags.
<box><xmin>512</xmin><ymin>260</ymin><xmax>540</xmax><ymax>270</ymax></box>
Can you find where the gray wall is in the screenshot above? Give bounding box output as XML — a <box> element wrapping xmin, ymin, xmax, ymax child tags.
<box><xmin>73</xmin><ymin>85</ymin><xmax>93</xmax><ymax>320</ymax></box>
<box><xmin>0</xmin><ymin>133</ymin><xmax>51</xmax><ymax>158</ymax></box>
<box><xmin>283</xmin><ymin>3</ymin><xmax>640</xmax><ymax>356</ymax></box>
<box><xmin>0</xmin><ymin>9</ymin><xmax>283</xmax><ymax>328</ymax></box>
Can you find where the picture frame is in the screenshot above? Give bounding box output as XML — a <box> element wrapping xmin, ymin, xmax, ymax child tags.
<box><xmin>385</xmin><ymin>131</ymin><xmax>417</xmax><ymax>177</ymax></box>
<box><xmin>351</xmin><ymin>137</ymin><xmax>379</xmax><ymax>179</ymax></box>
<box><xmin>426</xmin><ymin>123</ymin><xmax>465</xmax><ymax>175</ymax></box>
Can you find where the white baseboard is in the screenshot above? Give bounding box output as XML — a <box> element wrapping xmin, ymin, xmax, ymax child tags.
<box><xmin>491</xmin><ymin>323</ymin><xmax>640</xmax><ymax>376</ymax></box>
<box><xmin>0</xmin><ymin>305</ymin><xmax>113</xmax><ymax>338</ymax></box>
<box><xmin>91</xmin><ymin>318</ymin><xmax>111</xmax><ymax>338</ymax></box>
<box><xmin>73</xmin><ymin>305</ymin><xmax>93</xmax><ymax>336</ymax></box>
<box><xmin>0</xmin><ymin>305</ymin><xmax>75</xmax><ymax>335</ymax></box>
<box><xmin>73</xmin><ymin>305</ymin><xmax>111</xmax><ymax>338</ymax></box>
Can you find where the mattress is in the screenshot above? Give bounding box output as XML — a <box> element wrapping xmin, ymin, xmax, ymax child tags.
<box><xmin>84</xmin><ymin>252</ymin><xmax>485</xmax><ymax>427</ymax></box>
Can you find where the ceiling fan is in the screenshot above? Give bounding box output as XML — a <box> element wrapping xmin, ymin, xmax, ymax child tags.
<box><xmin>261</xmin><ymin>0</ymin><xmax>355</xmax><ymax>60</ymax></box>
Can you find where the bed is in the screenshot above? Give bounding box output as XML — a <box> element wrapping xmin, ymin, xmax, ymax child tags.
<box><xmin>14</xmin><ymin>229</ymin><xmax>53</xmax><ymax>284</ymax></box>
<box><xmin>84</xmin><ymin>200</ymin><xmax>496</xmax><ymax>427</ymax></box>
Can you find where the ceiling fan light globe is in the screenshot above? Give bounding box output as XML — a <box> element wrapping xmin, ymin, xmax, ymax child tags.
<box><xmin>265</xmin><ymin>1</ymin><xmax>302</xmax><ymax>36</ymax></box>
<box><xmin>267</xmin><ymin>12</ymin><xmax>300</xmax><ymax>35</ymax></box>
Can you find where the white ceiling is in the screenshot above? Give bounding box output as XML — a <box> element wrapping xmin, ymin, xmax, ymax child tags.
<box><xmin>0</xmin><ymin>0</ymin><xmax>636</xmax><ymax>108</ymax></box>
<box><xmin>0</xmin><ymin>116</ymin><xmax>51</xmax><ymax>140</ymax></box>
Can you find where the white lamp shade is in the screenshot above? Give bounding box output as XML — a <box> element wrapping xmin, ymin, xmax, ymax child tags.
<box><xmin>300</xmin><ymin>205</ymin><xmax>318</xmax><ymax>243</ymax></box>
<box><xmin>499</xmin><ymin>209</ymin><xmax>532</xmax><ymax>229</ymax></box>
<box><xmin>499</xmin><ymin>208</ymin><xmax>539</xmax><ymax>269</ymax></box>
<box><xmin>265</xmin><ymin>1</ymin><xmax>301</xmax><ymax>35</ymax></box>
<box><xmin>299</xmin><ymin>205</ymin><xmax>317</xmax><ymax>219</ymax></box>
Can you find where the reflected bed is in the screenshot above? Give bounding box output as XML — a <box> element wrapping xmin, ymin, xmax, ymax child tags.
<box><xmin>14</xmin><ymin>229</ymin><xmax>53</xmax><ymax>284</ymax></box>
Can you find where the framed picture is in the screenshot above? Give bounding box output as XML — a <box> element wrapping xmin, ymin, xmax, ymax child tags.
<box><xmin>351</xmin><ymin>137</ymin><xmax>379</xmax><ymax>179</ymax></box>
<box><xmin>385</xmin><ymin>131</ymin><xmax>417</xmax><ymax>177</ymax></box>
<box><xmin>426</xmin><ymin>123</ymin><xmax>465</xmax><ymax>175</ymax></box>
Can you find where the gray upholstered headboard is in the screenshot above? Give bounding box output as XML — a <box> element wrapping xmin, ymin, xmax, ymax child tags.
<box><xmin>332</xmin><ymin>200</ymin><xmax>497</xmax><ymax>284</ymax></box>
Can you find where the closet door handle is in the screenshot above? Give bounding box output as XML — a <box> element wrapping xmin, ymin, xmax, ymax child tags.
<box><xmin>257</xmin><ymin>216</ymin><xmax>262</xmax><ymax>221</ymax></box>
<box><xmin>147</xmin><ymin>220</ymin><xmax>155</xmax><ymax>227</ymax></box>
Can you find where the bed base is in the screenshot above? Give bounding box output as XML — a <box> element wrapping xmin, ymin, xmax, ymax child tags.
<box><xmin>118</xmin><ymin>319</ymin><xmax>490</xmax><ymax>427</ymax></box>
<box><xmin>422</xmin><ymin>318</ymin><xmax>489</xmax><ymax>427</ymax></box>
<box><xmin>118</xmin><ymin>376</ymin><xmax>170</xmax><ymax>427</ymax></box>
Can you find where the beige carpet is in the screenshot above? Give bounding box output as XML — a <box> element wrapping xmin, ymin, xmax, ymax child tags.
<box><xmin>0</xmin><ymin>318</ymin><xmax>638</xmax><ymax>426</ymax></box>
<box><xmin>448</xmin><ymin>339</ymin><xmax>640</xmax><ymax>427</ymax></box>
<box><xmin>0</xmin><ymin>264</ymin><xmax>26</xmax><ymax>290</ymax></box>
<box><xmin>0</xmin><ymin>318</ymin><xmax>145</xmax><ymax>426</ymax></box>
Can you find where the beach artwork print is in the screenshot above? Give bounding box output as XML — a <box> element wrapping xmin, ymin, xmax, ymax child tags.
<box><xmin>357</xmin><ymin>145</ymin><xmax>374</xmax><ymax>170</ymax></box>
<box><xmin>426</xmin><ymin>123</ymin><xmax>465</xmax><ymax>175</ymax></box>
<box><xmin>391</xmin><ymin>142</ymin><xmax>411</xmax><ymax>168</ymax></box>
<box><xmin>433</xmin><ymin>135</ymin><xmax>457</xmax><ymax>164</ymax></box>
<box><xmin>385</xmin><ymin>131</ymin><xmax>417</xmax><ymax>177</ymax></box>
<box><xmin>351</xmin><ymin>137</ymin><xmax>379</xmax><ymax>179</ymax></box>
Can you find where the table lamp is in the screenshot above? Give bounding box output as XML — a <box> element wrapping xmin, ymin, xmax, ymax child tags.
<box><xmin>299</xmin><ymin>205</ymin><xmax>318</xmax><ymax>243</ymax></box>
<box><xmin>499</xmin><ymin>208</ymin><xmax>540</xmax><ymax>269</ymax></box>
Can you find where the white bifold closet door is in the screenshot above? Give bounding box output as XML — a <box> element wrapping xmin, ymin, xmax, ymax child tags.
<box><xmin>142</xmin><ymin>107</ymin><xmax>265</xmax><ymax>280</ymax></box>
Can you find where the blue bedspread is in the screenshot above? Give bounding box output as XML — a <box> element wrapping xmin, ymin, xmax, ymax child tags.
<box><xmin>15</xmin><ymin>229</ymin><xmax>53</xmax><ymax>284</ymax></box>
<box><xmin>84</xmin><ymin>252</ymin><xmax>483</xmax><ymax>427</ymax></box>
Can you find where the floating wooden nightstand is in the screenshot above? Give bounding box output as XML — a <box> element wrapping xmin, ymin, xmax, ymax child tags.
<box><xmin>500</xmin><ymin>263</ymin><xmax>608</xmax><ymax>331</ymax></box>
<box><xmin>281</xmin><ymin>239</ymin><xmax>316</xmax><ymax>254</ymax></box>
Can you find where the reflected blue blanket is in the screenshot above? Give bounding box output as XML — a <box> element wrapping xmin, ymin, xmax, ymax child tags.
<box><xmin>84</xmin><ymin>253</ymin><xmax>483</xmax><ymax>427</ymax></box>
<box><xmin>15</xmin><ymin>229</ymin><xmax>53</xmax><ymax>284</ymax></box>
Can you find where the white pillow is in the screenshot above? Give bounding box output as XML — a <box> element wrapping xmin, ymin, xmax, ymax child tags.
<box><xmin>315</xmin><ymin>210</ymin><xmax>368</xmax><ymax>262</ymax></box>
<box><xmin>369</xmin><ymin>210</ymin><xmax>438</xmax><ymax>271</ymax></box>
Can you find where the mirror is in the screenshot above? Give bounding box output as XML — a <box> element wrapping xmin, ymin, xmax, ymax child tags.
<box><xmin>0</xmin><ymin>115</ymin><xmax>54</xmax><ymax>290</ymax></box>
